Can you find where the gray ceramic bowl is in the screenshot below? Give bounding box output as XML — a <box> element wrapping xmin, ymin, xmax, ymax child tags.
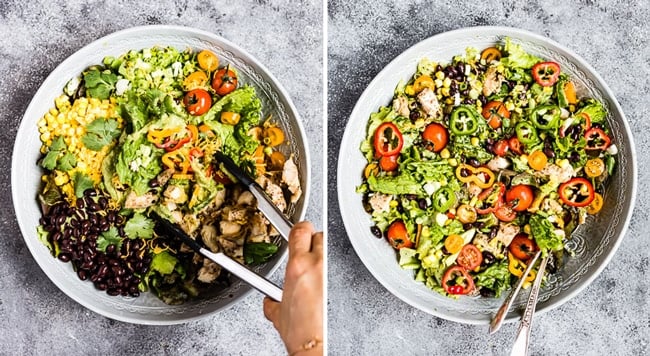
<box><xmin>337</xmin><ymin>26</ymin><xmax>636</xmax><ymax>324</ymax></box>
<box><xmin>12</xmin><ymin>25</ymin><xmax>310</xmax><ymax>325</ymax></box>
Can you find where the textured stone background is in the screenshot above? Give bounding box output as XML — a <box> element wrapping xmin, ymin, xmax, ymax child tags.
<box><xmin>328</xmin><ymin>1</ymin><xmax>649</xmax><ymax>355</ymax></box>
<box><xmin>0</xmin><ymin>0</ymin><xmax>322</xmax><ymax>355</ymax></box>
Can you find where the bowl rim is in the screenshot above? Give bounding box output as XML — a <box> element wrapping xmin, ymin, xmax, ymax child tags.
<box><xmin>12</xmin><ymin>24</ymin><xmax>311</xmax><ymax>325</ymax></box>
<box><xmin>337</xmin><ymin>25</ymin><xmax>637</xmax><ymax>324</ymax></box>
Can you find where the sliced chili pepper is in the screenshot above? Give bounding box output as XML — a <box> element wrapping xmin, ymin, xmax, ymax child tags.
<box><xmin>480</xmin><ymin>47</ymin><xmax>502</xmax><ymax>62</ymax></box>
<box><xmin>449</xmin><ymin>106</ymin><xmax>479</xmax><ymax>136</ymax></box>
<box><xmin>515</xmin><ymin>121</ymin><xmax>539</xmax><ymax>145</ymax></box>
<box><xmin>531</xmin><ymin>61</ymin><xmax>561</xmax><ymax>87</ymax></box>
<box><xmin>530</xmin><ymin>105</ymin><xmax>561</xmax><ymax>130</ymax></box>
<box><xmin>476</xmin><ymin>182</ymin><xmax>505</xmax><ymax>214</ymax></box>
<box><xmin>455</xmin><ymin>164</ymin><xmax>496</xmax><ymax>189</ymax></box>
<box><xmin>373</xmin><ymin>122</ymin><xmax>404</xmax><ymax>157</ymax></box>
<box><xmin>442</xmin><ymin>266</ymin><xmax>474</xmax><ymax>295</ymax></box>
<box><xmin>164</xmin><ymin>135</ymin><xmax>191</xmax><ymax>152</ymax></box>
<box><xmin>558</xmin><ymin>177</ymin><xmax>595</xmax><ymax>207</ymax></box>
<box><xmin>584</xmin><ymin>127</ymin><xmax>611</xmax><ymax>151</ymax></box>
<box><xmin>508</xmin><ymin>253</ymin><xmax>536</xmax><ymax>283</ymax></box>
<box><xmin>432</xmin><ymin>186</ymin><xmax>457</xmax><ymax>212</ymax></box>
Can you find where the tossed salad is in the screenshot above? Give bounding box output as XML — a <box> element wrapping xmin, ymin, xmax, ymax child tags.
<box><xmin>358</xmin><ymin>38</ymin><xmax>616</xmax><ymax>298</ymax></box>
<box><xmin>36</xmin><ymin>46</ymin><xmax>301</xmax><ymax>304</ymax></box>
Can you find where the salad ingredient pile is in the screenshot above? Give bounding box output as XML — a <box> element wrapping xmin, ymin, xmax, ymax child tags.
<box><xmin>358</xmin><ymin>38</ymin><xmax>616</xmax><ymax>298</ymax></box>
<box><xmin>36</xmin><ymin>46</ymin><xmax>301</xmax><ymax>304</ymax></box>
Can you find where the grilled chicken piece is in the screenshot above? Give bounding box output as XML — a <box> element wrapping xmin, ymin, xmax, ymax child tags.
<box><xmin>482</xmin><ymin>66</ymin><xmax>504</xmax><ymax>97</ymax></box>
<box><xmin>237</xmin><ymin>191</ymin><xmax>256</xmax><ymax>206</ymax></box>
<box><xmin>247</xmin><ymin>213</ymin><xmax>271</xmax><ymax>243</ymax></box>
<box><xmin>124</xmin><ymin>191</ymin><xmax>158</xmax><ymax>209</ymax></box>
<box><xmin>368</xmin><ymin>193</ymin><xmax>392</xmax><ymax>213</ymax></box>
<box><xmin>256</xmin><ymin>176</ymin><xmax>287</xmax><ymax>212</ymax></box>
<box><xmin>220</xmin><ymin>220</ymin><xmax>242</xmax><ymax>236</ymax></box>
<box><xmin>417</xmin><ymin>87</ymin><xmax>440</xmax><ymax>118</ymax></box>
<box><xmin>217</xmin><ymin>235</ymin><xmax>244</xmax><ymax>263</ymax></box>
<box><xmin>201</xmin><ymin>225</ymin><xmax>220</xmax><ymax>253</ymax></box>
<box><xmin>180</xmin><ymin>214</ymin><xmax>200</xmax><ymax>236</ymax></box>
<box><xmin>222</xmin><ymin>206</ymin><xmax>249</xmax><ymax>224</ymax></box>
<box><xmin>496</xmin><ymin>223</ymin><xmax>520</xmax><ymax>246</ymax></box>
<box><xmin>282</xmin><ymin>157</ymin><xmax>302</xmax><ymax>203</ymax></box>
<box><xmin>392</xmin><ymin>95</ymin><xmax>410</xmax><ymax>118</ymax></box>
<box><xmin>155</xmin><ymin>169</ymin><xmax>175</xmax><ymax>187</ymax></box>
<box><xmin>197</xmin><ymin>258</ymin><xmax>222</xmax><ymax>284</ymax></box>
<box><xmin>487</xmin><ymin>157</ymin><xmax>510</xmax><ymax>171</ymax></box>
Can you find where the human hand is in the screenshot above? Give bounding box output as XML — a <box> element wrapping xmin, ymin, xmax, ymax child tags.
<box><xmin>263</xmin><ymin>221</ymin><xmax>323</xmax><ymax>355</ymax></box>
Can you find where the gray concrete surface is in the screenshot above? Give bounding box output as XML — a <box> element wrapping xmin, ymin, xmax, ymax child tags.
<box><xmin>328</xmin><ymin>1</ymin><xmax>649</xmax><ymax>355</ymax></box>
<box><xmin>0</xmin><ymin>1</ymin><xmax>322</xmax><ymax>355</ymax></box>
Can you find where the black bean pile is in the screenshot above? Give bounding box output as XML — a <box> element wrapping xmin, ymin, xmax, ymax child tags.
<box><xmin>40</xmin><ymin>189</ymin><xmax>151</xmax><ymax>297</ymax></box>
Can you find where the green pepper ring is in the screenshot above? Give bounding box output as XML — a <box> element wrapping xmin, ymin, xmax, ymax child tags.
<box><xmin>449</xmin><ymin>106</ymin><xmax>479</xmax><ymax>136</ymax></box>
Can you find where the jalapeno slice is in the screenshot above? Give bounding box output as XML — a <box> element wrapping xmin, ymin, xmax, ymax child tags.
<box><xmin>515</xmin><ymin>121</ymin><xmax>538</xmax><ymax>144</ymax></box>
<box><xmin>530</xmin><ymin>104</ymin><xmax>561</xmax><ymax>130</ymax></box>
<box><xmin>432</xmin><ymin>186</ymin><xmax>457</xmax><ymax>212</ymax></box>
<box><xmin>449</xmin><ymin>106</ymin><xmax>479</xmax><ymax>136</ymax></box>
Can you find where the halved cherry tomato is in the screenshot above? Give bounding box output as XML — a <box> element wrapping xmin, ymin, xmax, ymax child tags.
<box><xmin>387</xmin><ymin>220</ymin><xmax>412</xmax><ymax>249</ymax></box>
<box><xmin>482</xmin><ymin>101</ymin><xmax>510</xmax><ymax>129</ymax></box>
<box><xmin>183</xmin><ymin>89</ymin><xmax>212</xmax><ymax>116</ymax></box>
<box><xmin>373</xmin><ymin>122</ymin><xmax>404</xmax><ymax>157</ymax></box>
<box><xmin>197</xmin><ymin>50</ymin><xmax>219</xmax><ymax>72</ymax></box>
<box><xmin>586</xmin><ymin>192</ymin><xmax>604</xmax><ymax>214</ymax></box>
<box><xmin>532</xmin><ymin>61</ymin><xmax>561</xmax><ymax>87</ymax></box>
<box><xmin>505</xmin><ymin>185</ymin><xmax>534</xmax><ymax>212</ymax></box>
<box><xmin>212</xmin><ymin>65</ymin><xmax>238</xmax><ymax>96</ymax></box>
<box><xmin>508</xmin><ymin>137</ymin><xmax>523</xmax><ymax>155</ymax></box>
<box><xmin>528</xmin><ymin>150</ymin><xmax>547</xmax><ymax>171</ymax></box>
<box><xmin>442</xmin><ymin>266</ymin><xmax>475</xmax><ymax>295</ymax></box>
<box><xmin>584</xmin><ymin>158</ymin><xmax>605</xmax><ymax>177</ymax></box>
<box><xmin>444</xmin><ymin>234</ymin><xmax>465</xmax><ymax>254</ymax></box>
<box><xmin>558</xmin><ymin>177</ymin><xmax>595</xmax><ymax>207</ymax></box>
<box><xmin>584</xmin><ymin>128</ymin><xmax>611</xmax><ymax>151</ymax></box>
<box><xmin>494</xmin><ymin>204</ymin><xmax>517</xmax><ymax>222</ymax></box>
<box><xmin>456</xmin><ymin>204</ymin><xmax>477</xmax><ymax>224</ymax></box>
<box><xmin>493</xmin><ymin>139</ymin><xmax>509</xmax><ymax>157</ymax></box>
<box><xmin>457</xmin><ymin>244</ymin><xmax>483</xmax><ymax>270</ymax></box>
<box><xmin>422</xmin><ymin>123</ymin><xmax>448</xmax><ymax>152</ymax></box>
<box><xmin>379</xmin><ymin>154</ymin><xmax>399</xmax><ymax>172</ymax></box>
<box><xmin>480</xmin><ymin>47</ymin><xmax>502</xmax><ymax>62</ymax></box>
<box><xmin>220</xmin><ymin>111</ymin><xmax>241</xmax><ymax>125</ymax></box>
<box><xmin>563</xmin><ymin>81</ymin><xmax>577</xmax><ymax>105</ymax></box>
<box><xmin>509</xmin><ymin>234</ymin><xmax>539</xmax><ymax>261</ymax></box>
<box><xmin>264</xmin><ymin>127</ymin><xmax>285</xmax><ymax>147</ymax></box>
<box><xmin>183</xmin><ymin>71</ymin><xmax>209</xmax><ymax>89</ymax></box>
<box><xmin>413</xmin><ymin>75</ymin><xmax>435</xmax><ymax>93</ymax></box>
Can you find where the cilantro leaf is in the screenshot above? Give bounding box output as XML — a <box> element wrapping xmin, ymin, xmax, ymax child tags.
<box><xmin>57</xmin><ymin>152</ymin><xmax>77</xmax><ymax>171</ymax></box>
<box><xmin>82</xmin><ymin>117</ymin><xmax>121</xmax><ymax>151</ymax></box>
<box><xmin>83</xmin><ymin>68</ymin><xmax>118</xmax><ymax>100</ymax></box>
<box><xmin>97</xmin><ymin>227</ymin><xmax>122</xmax><ymax>252</ymax></box>
<box><xmin>150</xmin><ymin>250</ymin><xmax>178</xmax><ymax>275</ymax></box>
<box><xmin>40</xmin><ymin>136</ymin><xmax>66</xmax><ymax>170</ymax></box>
<box><xmin>124</xmin><ymin>213</ymin><xmax>155</xmax><ymax>239</ymax></box>
<box><xmin>72</xmin><ymin>171</ymin><xmax>94</xmax><ymax>198</ymax></box>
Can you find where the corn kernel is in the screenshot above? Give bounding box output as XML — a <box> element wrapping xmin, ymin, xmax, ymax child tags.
<box><xmin>40</xmin><ymin>132</ymin><xmax>50</xmax><ymax>142</ymax></box>
<box><xmin>49</xmin><ymin>108</ymin><xmax>58</xmax><ymax>116</ymax></box>
<box><xmin>524</xmin><ymin>224</ymin><xmax>531</xmax><ymax>234</ymax></box>
<box><xmin>443</xmin><ymin>77</ymin><xmax>451</xmax><ymax>88</ymax></box>
<box><xmin>54</xmin><ymin>172</ymin><xmax>69</xmax><ymax>186</ymax></box>
<box><xmin>447</xmin><ymin>158</ymin><xmax>458</xmax><ymax>167</ymax></box>
<box><xmin>40</xmin><ymin>146</ymin><xmax>47</xmax><ymax>154</ymax></box>
<box><xmin>435</xmin><ymin>71</ymin><xmax>444</xmax><ymax>80</ymax></box>
<box><xmin>440</xmin><ymin>148</ymin><xmax>450</xmax><ymax>159</ymax></box>
<box><xmin>471</xmin><ymin>137</ymin><xmax>479</xmax><ymax>146</ymax></box>
<box><xmin>505</xmin><ymin>101</ymin><xmax>515</xmax><ymax>111</ymax></box>
<box><xmin>445</xmin><ymin>98</ymin><xmax>453</xmax><ymax>105</ymax></box>
<box><xmin>389</xmin><ymin>200</ymin><xmax>398</xmax><ymax>208</ymax></box>
<box><xmin>434</xmin><ymin>79</ymin><xmax>443</xmax><ymax>88</ymax></box>
<box><xmin>441</xmin><ymin>87</ymin><xmax>450</xmax><ymax>97</ymax></box>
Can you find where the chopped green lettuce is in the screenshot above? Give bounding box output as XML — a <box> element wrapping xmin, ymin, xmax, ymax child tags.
<box><xmin>500</xmin><ymin>37</ymin><xmax>543</xmax><ymax>69</ymax></box>
<box><xmin>475</xmin><ymin>260</ymin><xmax>510</xmax><ymax>297</ymax></box>
<box><xmin>530</xmin><ymin>213</ymin><xmax>564</xmax><ymax>252</ymax></box>
<box><xmin>576</xmin><ymin>99</ymin><xmax>607</xmax><ymax>123</ymax></box>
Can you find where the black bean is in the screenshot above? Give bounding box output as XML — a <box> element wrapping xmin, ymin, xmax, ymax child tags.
<box><xmin>96</xmin><ymin>282</ymin><xmax>107</xmax><ymax>291</ymax></box>
<box><xmin>467</xmin><ymin>158</ymin><xmax>481</xmax><ymax>168</ymax></box>
<box><xmin>114</xmin><ymin>276</ymin><xmax>122</xmax><ymax>285</ymax></box>
<box><xmin>98</xmin><ymin>197</ymin><xmax>108</xmax><ymax>210</ymax></box>
<box><xmin>480</xmin><ymin>288</ymin><xmax>496</xmax><ymax>298</ymax></box>
<box><xmin>569</xmin><ymin>151</ymin><xmax>581</xmax><ymax>163</ymax></box>
<box><xmin>118</xmin><ymin>226</ymin><xmax>126</xmax><ymax>237</ymax></box>
<box><xmin>98</xmin><ymin>265</ymin><xmax>109</xmax><ymax>278</ymax></box>
<box><xmin>139</xmin><ymin>266</ymin><xmax>149</xmax><ymax>274</ymax></box>
<box><xmin>107</xmin><ymin>289</ymin><xmax>120</xmax><ymax>296</ymax></box>
<box><xmin>107</xmin><ymin>212</ymin><xmax>116</xmax><ymax>224</ymax></box>
<box><xmin>460</xmin><ymin>168</ymin><xmax>471</xmax><ymax>177</ymax></box>
<box><xmin>57</xmin><ymin>215</ymin><xmax>67</xmax><ymax>225</ymax></box>
<box><xmin>148</xmin><ymin>179</ymin><xmax>160</xmax><ymax>188</ymax></box>
<box><xmin>90</xmin><ymin>274</ymin><xmax>100</xmax><ymax>283</ymax></box>
<box><xmin>591</xmin><ymin>122</ymin><xmax>603</xmax><ymax>130</ymax></box>
<box><xmin>77</xmin><ymin>270</ymin><xmax>87</xmax><ymax>281</ymax></box>
<box><xmin>481</xmin><ymin>251</ymin><xmax>496</xmax><ymax>266</ymax></box>
<box><xmin>132</xmin><ymin>277</ymin><xmax>141</xmax><ymax>285</ymax></box>
<box><xmin>418</xmin><ymin>199</ymin><xmax>428</xmax><ymax>209</ymax></box>
<box><xmin>463</xmin><ymin>223</ymin><xmax>473</xmax><ymax>231</ymax></box>
<box><xmin>543</xmin><ymin>147</ymin><xmax>555</xmax><ymax>159</ymax></box>
<box><xmin>51</xmin><ymin>231</ymin><xmax>62</xmax><ymax>242</ymax></box>
<box><xmin>76</xmin><ymin>199</ymin><xmax>85</xmax><ymax>209</ymax></box>
<box><xmin>409</xmin><ymin>111</ymin><xmax>420</xmax><ymax>121</ymax></box>
<box><xmin>85</xmin><ymin>189</ymin><xmax>97</xmax><ymax>197</ymax></box>
<box><xmin>90</xmin><ymin>203</ymin><xmax>101</xmax><ymax>212</ymax></box>
<box><xmin>58</xmin><ymin>254</ymin><xmax>71</xmax><ymax>262</ymax></box>
<box><xmin>129</xmin><ymin>286</ymin><xmax>139</xmax><ymax>295</ymax></box>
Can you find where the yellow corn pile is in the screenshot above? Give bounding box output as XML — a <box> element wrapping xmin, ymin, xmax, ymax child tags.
<box><xmin>38</xmin><ymin>95</ymin><xmax>122</xmax><ymax>202</ymax></box>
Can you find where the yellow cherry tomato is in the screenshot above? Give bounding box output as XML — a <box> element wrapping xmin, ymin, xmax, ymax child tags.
<box><xmin>197</xmin><ymin>50</ymin><xmax>219</xmax><ymax>72</ymax></box>
<box><xmin>183</xmin><ymin>71</ymin><xmax>209</xmax><ymax>90</ymax></box>
<box><xmin>413</xmin><ymin>75</ymin><xmax>435</xmax><ymax>93</ymax></box>
<box><xmin>585</xmin><ymin>158</ymin><xmax>605</xmax><ymax>178</ymax></box>
<box><xmin>220</xmin><ymin>112</ymin><xmax>241</xmax><ymax>125</ymax></box>
<box><xmin>586</xmin><ymin>192</ymin><xmax>604</xmax><ymax>214</ymax></box>
<box><xmin>444</xmin><ymin>234</ymin><xmax>465</xmax><ymax>254</ymax></box>
<box><xmin>264</xmin><ymin>127</ymin><xmax>285</xmax><ymax>147</ymax></box>
<box><xmin>528</xmin><ymin>150</ymin><xmax>548</xmax><ymax>171</ymax></box>
<box><xmin>456</xmin><ymin>204</ymin><xmax>477</xmax><ymax>224</ymax></box>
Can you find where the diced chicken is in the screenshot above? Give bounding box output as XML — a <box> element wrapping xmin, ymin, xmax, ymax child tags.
<box><xmin>220</xmin><ymin>220</ymin><xmax>242</xmax><ymax>235</ymax></box>
<box><xmin>487</xmin><ymin>157</ymin><xmax>511</xmax><ymax>172</ymax></box>
<box><xmin>466</xmin><ymin>182</ymin><xmax>483</xmax><ymax>197</ymax></box>
<box><xmin>282</xmin><ymin>157</ymin><xmax>302</xmax><ymax>203</ymax></box>
<box><xmin>417</xmin><ymin>87</ymin><xmax>440</xmax><ymax>118</ymax></box>
<box><xmin>156</xmin><ymin>169</ymin><xmax>175</xmax><ymax>187</ymax></box>
<box><xmin>197</xmin><ymin>259</ymin><xmax>222</xmax><ymax>284</ymax></box>
<box><xmin>124</xmin><ymin>191</ymin><xmax>158</xmax><ymax>209</ymax></box>
<box><xmin>201</xmin><ymin>225</ymin><xmax>220</xmax><ymax>253</ymax></box>
<box><xmin>541</xmin><ymin>198</ymin><xmax>564</xmax><ymax>215</ymax></box>
<box><xmin>473</xmin><ymin>233</ymin><xmax>504</xmax><ymax>257</ymax></box>
<box><xmin>496</xmin><ymin>223</ymin><xmax>520</xmax><ymax>246</ymax></box>
<box><xmin>392</xmin><ymin>95</ymin><xmax>410</xmax><ymax>118</ymax></box>
<box><xmin>256</xmin><ymin>176</ymin><xmax>287</xmax><ymax>212</ymax></box>
<box><xmin>237</xmin><ymin>191</ymin><xmax>256</xmax><ymax>206</ymax></box>
<box><xmin>368</xmin><ymin>193</ymin><xmax>392</xmax><ymax>213</ymax></box>
<box><xmin>180</xmin><ymin>214</ymin><xmax>200</xmax><ymax>236</ymax></box>
<box><xmin>170</xmin><ymin>210</ymin><xmax>183</xmax><ymax>224</ymax></box>
<box><xmin>218</xmin><ymin>235</ymin><xmax>244</xmax><ymax>262</ymax></box>
<box><xmin>222</xmin><ymin>206</ymin><xmax>249</xmax><ymax>223</ymax></box>
<box><xmin>163</xmin><ymin>185</ymin><xmax>188</xmax><ymax>204</ymax></box>
<box><xmin>247</xmin><ymin>213</ymin><xmax>271</xmax><ymax>244</ymax></box>
<box><xmin>539</xmin><ymin>162</ymin><xmax>575</xmax><ymax>183</ymax></box>
<box><xmin>482</xmin><ymin>66</ymin><xmax>504</xmax><ymax>97</ymax></box>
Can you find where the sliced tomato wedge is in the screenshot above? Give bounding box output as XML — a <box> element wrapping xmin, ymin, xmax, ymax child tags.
<box><xmin>442</xmin><ymin>266</ymin><xmax>475</xmax><ymax>295</ymax></box>
<box><xmin>457</xmin><ymin>244</ymin><xmax>483</xmax><ymax>270</ymax></box>
<box><xmin>494</xmin><ymin>204</ymin><xmax>517</xmax><ymax>222</ymax></box>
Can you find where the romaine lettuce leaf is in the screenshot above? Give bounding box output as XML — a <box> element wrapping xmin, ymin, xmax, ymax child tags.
<box><xmin>500</xmin><ymin>37</ymin><xmax>543</xmax><ymax>69</ymax></box>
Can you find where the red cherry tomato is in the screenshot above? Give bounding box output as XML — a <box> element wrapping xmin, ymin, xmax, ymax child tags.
<box><xmin>386</xmin><ymin>220</ymin><xmax>412</xmax><ymax>249</ymax></box>
<box><xmin>493</xmin><ymin>139</ymin><xmax>509</xmax><ymax>157</ymax></box>
<box><xmin>482</xmin><ymin>101</ymin><xmax>510</xmax><ymax>129</ymax></box>
<box><xmin>505</xmin><ymin>185</ymin><xmax>535</xmax><ymax>212</ymax></box>
<box><xmin>508</xmin><ymin>137</ymin><xmax>523</xmax><ymax>155</ymax></box>
<box><xmin>183</xmin><ymin>89</ymin><xmax>212</xmax><ymax>116</ymax></box>
<box><xmin>509</xmin><ymin>234</ymin><xmax>539</xmax><ymax>261</ymax></box>
<box><xmin>494</xmin><ymin>204</ymin><xmax>517</xmax><ymax>222</ymax></box>
<box><xmin>212</xmin><ymin>66</ymin><xmax>238</xmax><ymax>96</ymax></box>
<box><xmin>422</xmin><ymin>123</ymin><xmax>448</xmax><ymax>152</ymax></box>
<box><xmin>379</xmin><ymin>154</ymin><xmax>399</xmax><ymax>172</ymax></box>
<box><xmin>442</xmin><ymin>266</ymin><xmax>475</xmax><ymax>295</ymax></box>
<box><xmin>457</xmin><ymin>244</ymin><xmax>483</xmax><ymax>270</ymax></box>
